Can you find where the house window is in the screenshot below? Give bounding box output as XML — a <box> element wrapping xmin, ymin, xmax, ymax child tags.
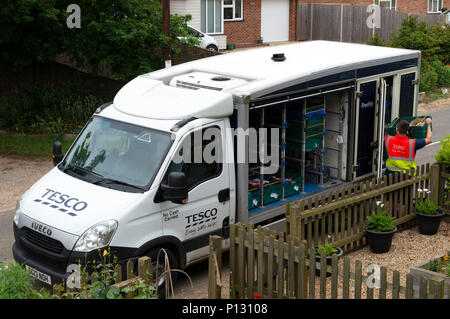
<box><xmin>428</xmin><ymin>0</ymin><xmax>443</xmax><ymax>13</ymax></box>
<box><xmin>224</xmin><ymin>0</ymin><xmax>243</xmax><ymax>21</ymax></box>
<box><xmin>201</xmin><ymin>0</ymin><xmax>223</xmax><ymax>34</ymax></box>
<box><xmin>374</xmin><ymin>0</ymin><xmax>396</xmax><ymax>10</ymax></box>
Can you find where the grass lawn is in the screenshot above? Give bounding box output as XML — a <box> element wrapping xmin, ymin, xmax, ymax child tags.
<box><xmin>0</xmin><ymin>133</ymin><xmax>75</xmax><ymax>158</ymax></box>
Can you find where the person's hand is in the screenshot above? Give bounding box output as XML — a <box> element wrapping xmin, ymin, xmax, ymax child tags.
<box><xmin>426</xmin><ymin>118</ymin><xmax>432</xmax><ymax>125</ymax></box>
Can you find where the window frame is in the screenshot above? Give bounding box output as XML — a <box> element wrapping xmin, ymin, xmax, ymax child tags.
<box><xmin>374</xmin><ymin>0</ymin><xmax>397</xmax><ymax>10</ymax></box>
<box><xmin>163</xmin><ymin>125</ymin><xmax>224</xmax><ymax>193</ymax></box>
<box><xmin>428</xmin><ymin>0</ymin><xmax>443</xmax><ymax>13</ymax></box>
<box><xmin>223</xmin><ymin>0</ymin><xmax>243</xmax><ymax>22</ymax></box>
<box><xmin>200</xmin><ymin>0</ymin><xmax>224</xmax><ymax>35</ymax></box>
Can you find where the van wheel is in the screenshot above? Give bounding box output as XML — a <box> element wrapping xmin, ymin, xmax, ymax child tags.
<box><xmin>146</xmin><ymin>248</ymin><xmax>179</xmax><ymax>298</ymax></box>
<box><xmin>206</xmin><ymin>45</ymin><xmax>218</xmax><ymax>52</ymax></box>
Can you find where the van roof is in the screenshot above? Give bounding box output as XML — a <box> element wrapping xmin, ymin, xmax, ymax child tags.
<box><xmin>146</xmin><ymin>40</ymin><xmax>420</xmax><ymax>99</ymax></box>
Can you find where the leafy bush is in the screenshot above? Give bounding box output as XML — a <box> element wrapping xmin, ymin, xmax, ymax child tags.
<box><xmin>366</xmin><ymin>210</ymin><xmax>395</xmax><ymax>232</ymax></box>
<box><xmin>53</xmin><ymin>248</ymin><xmax>158</xmax><ymax>299</ymax></box>
<box><xmin>0</xmin><ymin>262</ymin><xmax>53</xmax><ymax>299</ymax></box>
<box><xmin>315</xmin><ymin>243</ymin><xmax>338</xmax><ymax>256</ymax></box>
<box><xmin>435</xmin><ymin>134</ymin><xmax>450</xmax><ymax>169</ymax></box>
<box><xmin>368</xmin><ymin>16</ymin><xmax>450</xmax><ymax>93</ymax></box>
<box><xmin>0</xmin><ymin>83</ymin><xmax>105</xmax><ymax>134</ymax></box>
<box><xmin>415</xmin><ymin>199</ymin><xmax>440</xmax><ymax>215</ymax></box>
<box><xmin>367</xmin><ymin>34</ymin><xmax>388</xmax><ymax>47</ymax></box>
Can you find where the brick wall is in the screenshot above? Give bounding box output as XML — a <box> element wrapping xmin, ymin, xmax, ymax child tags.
<box><xmin>289</xmin><ymin>0</ymin><xmax>298</xmax><ymax>40</ymax></box>
<box><xmin>224</xmin><ymin>0</ymin><xmax>262</xmax><ymax>45</ymax></box>
<box><xmin>297</xmin><ymin>0</ymin><xmax>450</xmax><ymax>14</ymax></box>
<box><xmin>224</xmin><ymin>0</ymin><xmax>298</xmax><ymax>45</ymax></box>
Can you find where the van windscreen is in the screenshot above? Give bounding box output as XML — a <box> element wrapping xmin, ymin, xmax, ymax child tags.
<box><xmin>59</xmin><ymin>116</ymin><xmax>172</xmax><ymax>192</ymax></box>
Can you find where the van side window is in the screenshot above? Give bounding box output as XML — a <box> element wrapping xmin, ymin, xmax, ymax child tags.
<box><xmin>165</xmin><ymin>126</ymin><xmax>222</xmax><ymax>190</ymax></box>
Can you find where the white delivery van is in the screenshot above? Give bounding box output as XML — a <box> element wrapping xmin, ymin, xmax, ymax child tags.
<box><xmin>12</xmin><ymin>41</ymin><xmax>421</xmax><ymax>287</ymax></box>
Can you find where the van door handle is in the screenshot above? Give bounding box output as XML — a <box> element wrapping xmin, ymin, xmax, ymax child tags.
<box><xmin>218</xmin><ymin>188</ymin><xmax>230</xmax><ymax>203</ymax></box>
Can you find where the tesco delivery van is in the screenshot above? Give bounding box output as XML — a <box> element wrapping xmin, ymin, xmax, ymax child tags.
<box><xmin>12</xmin><ymin>41</ymin><xmax>421</xmax><ymax>287</ymax></box>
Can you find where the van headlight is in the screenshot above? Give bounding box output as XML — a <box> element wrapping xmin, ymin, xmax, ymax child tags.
<box><xmin>73</xmin><ymin>220</ymin><xmax>118</xmax><ymax>252</ymax></box>
<box><xmin>14</xmin><ymin>199</ymin><xmax>22</xmax><ymax>226</ymax></box>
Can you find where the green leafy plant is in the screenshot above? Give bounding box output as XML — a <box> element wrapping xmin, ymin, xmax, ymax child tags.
<box><xmin>366</xmin><ymin>210</ymin><xmax>395</xmax><ymax>232</ymax></box>
<box><xmin>0</xmin><ymin>262</ymin><xmax>53</xmax><ymax>299</ymax></box>
<box><xmin>416</xmin><ymin>199</ymin><xmax>440</xmax><ymax>215</ymax></box>
<box><xmin>315</xmin><ymin>243</ymin><xmax>338</xmax><ymax>256</ymax></box>
<box><xmin>423</xmin><ymin>253</ymin><xmax>449</xmax><ymax>277</ymax></box>
<box><xmin>435</xmin><ymin>134</ymin><xmax>450</xmax><ymax>170</ymax></box>
<box><xmin>53</xmin><ymin>248</ymin><xmax>159</xmax><ymax>299</ymax></box>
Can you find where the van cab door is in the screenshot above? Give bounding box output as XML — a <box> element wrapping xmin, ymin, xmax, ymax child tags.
<box><xmin>159</xmin><ymin>120</ymin><xmax>231</xmax><ymax>263</ymax></box>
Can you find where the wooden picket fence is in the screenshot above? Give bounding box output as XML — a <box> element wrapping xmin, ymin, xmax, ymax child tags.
<box><xmin>436</xmin><ymin>164</ymin><xmax>450</xmax><ymax>218</ymax></box>
<box><xmin>208</xmin><ymin>224</ymin><xmax>449</xmax><ymax>299</ymax></box>
<box><xmin>286</xmin><ymin>163</ymin><xmax>438</xmax><ymax>253</ymax></box>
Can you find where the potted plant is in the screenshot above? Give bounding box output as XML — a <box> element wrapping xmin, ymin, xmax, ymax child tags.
<box><xmin>257</xmin><ymin>37</ymin><xmax>264</xmax><ymax>44</ymax></box>
<box><xmin>414</xmin><ymin>198</ymin><xmax>444</xmax><ymax>235</ymax></box>
<box><xmin>313</xmin><ymin>243</ymin><xmax>343</xmax><ymax>277</ymax></box>
<box><xmin>226</xmin><ymin>43</ymin><xmax>235</xmax><ymax>50</ymax></box>
<box><xmin>365</xmin><ymin>210</ymin><xmax>397</xmax><ymax>254</ymax></box>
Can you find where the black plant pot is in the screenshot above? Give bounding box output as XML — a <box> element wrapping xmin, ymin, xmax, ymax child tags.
<box><xmin>415</xmin><ymin>209</ymin><xmax>445</xmax><ymax>235</ymax></box>
<box><xmin>365</xmin><ymin>227</ymin><xmax>397</xmax><ymax>254</ymax></box>
<box><xmin>312</xmin><ymin>246</ymin><xmax>343</xmax><ymax>277</ymax></box>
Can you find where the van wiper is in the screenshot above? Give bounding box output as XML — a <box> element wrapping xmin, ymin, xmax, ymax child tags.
<box><xmin>93</xmin><ymin>177</ymin><xmax>145</xmax><ymax>191</ymax></box>
<box><xmin>62</xmin><ymin>165</ymin><xmax>102</xmax><ymax>178</ymax></box>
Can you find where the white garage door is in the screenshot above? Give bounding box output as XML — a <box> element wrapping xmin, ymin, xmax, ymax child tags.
<box><xmin>261</xmin><ymin>0</ymin><xmax>290</xmax><ymax>43</ymax></box>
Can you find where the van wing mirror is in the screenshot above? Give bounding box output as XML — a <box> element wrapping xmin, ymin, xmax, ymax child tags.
<box><xmin>53</xmin><ymin>141</ymin><xmax>64</xmax><ymax>166</ymax></box>
<box><xmin>160</xmin><ymin>172</ymin><xmax>188</xmax><ymax>204</ymax></box>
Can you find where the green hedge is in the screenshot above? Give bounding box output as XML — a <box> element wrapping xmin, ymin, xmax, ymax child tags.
<box><xmin>368</xmin><ymin>16</ymin><xmax>450</xmax><ymax>94</ymax></box>
<box><xmin>0</xmin><ymin>83</ymin><xmax>106</xmax><ymax>134</ymax></box>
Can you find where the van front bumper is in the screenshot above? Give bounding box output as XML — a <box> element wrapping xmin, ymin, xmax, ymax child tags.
<box><xmin>12</xmin><ymin>240</ymin><xmax>69</xmax><ymax>286</ymax></box>
<box><xmin>12</xmin><ymin>223</ymin><xmax>137</xmax><ymax>287</ymax></box>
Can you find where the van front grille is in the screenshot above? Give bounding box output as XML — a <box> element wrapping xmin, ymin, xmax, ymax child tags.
<box><xmin>24</xmin><ymin>228</ymin><xmax>64</xmax><ymax>254</ymax></box>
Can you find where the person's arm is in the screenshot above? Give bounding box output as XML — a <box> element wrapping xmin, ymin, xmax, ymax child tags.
<box><xmin>425</xmin><ymin>118</ymin><xmax>432</xmax><ymax>145</ymax></box>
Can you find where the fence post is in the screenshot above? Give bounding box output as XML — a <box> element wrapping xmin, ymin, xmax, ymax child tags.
<box><xmin>208</xmin><ymin>235</ymin><xmax>223</xmax><ymax>299</ymax></box>
<box><xmin>429</xmin><ymin>276</ymin><xmax>445</xmax><ymax>299</ymax></box>
<box><xmin>429</xmin><ymin>163</ymin><xmax>440</xmax><ymax>206</ymax></box>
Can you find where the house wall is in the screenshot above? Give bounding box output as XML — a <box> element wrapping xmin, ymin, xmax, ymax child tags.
<box><xmin>170</xmin><ymin>0</ymin><xmax>201</xmax><ymax>29</ymax></box>
<box><xmin>224</xmin><ymin>0</ymin><xmax>262</xmax><ymax>45</ymax></box>
<box><xmin>296</xmin><ymin>0</ymin><xmax>450</xmax><ymax>15</ymax></box>
<box><xmin>224</xmin><ymin>0</ymin><xmax>297</xmax><ymax>46</ymax></box>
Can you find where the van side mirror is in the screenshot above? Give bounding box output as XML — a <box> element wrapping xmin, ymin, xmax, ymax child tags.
<box><xmin>52</xmin><ymin>141</ymin><xmax>64</xmax><ymax>166</ymax></box>
<box><xmin>160</xmin><ymin>172</ymin><xmax>188</xmax><ymax>204</ymax></box>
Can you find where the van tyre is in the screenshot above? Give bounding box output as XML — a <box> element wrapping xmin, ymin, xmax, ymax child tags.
<box><xmin>146</xmin><ymin>248</ymin><xmax>179</xmax><ymax>298</ymax></box>
<box><xmin>206</xmin><ymin>45</ymin><xmax>218</xmax><ymax>52</ymax></box>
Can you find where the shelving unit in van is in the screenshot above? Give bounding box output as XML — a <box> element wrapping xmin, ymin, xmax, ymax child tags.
<box><xmin>248</xmin><ymin>96</ymin><xmax>328</xmax><ymax>212</ymax></box>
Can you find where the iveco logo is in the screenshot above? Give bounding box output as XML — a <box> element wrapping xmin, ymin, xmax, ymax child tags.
<box><xmin>31</xmin><ymin>222</ymin><xmax>53</xmax><ymax>237</ymax></box>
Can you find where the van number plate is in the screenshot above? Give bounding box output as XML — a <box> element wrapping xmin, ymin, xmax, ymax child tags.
<box><xmin>26</xmin><ymin>265</ymin><xmax>52</xmax><ymax>285</ymax></box>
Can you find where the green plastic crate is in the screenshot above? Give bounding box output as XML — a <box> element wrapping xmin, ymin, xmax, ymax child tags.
<box><xmin>248</xmin><ymin>179</ymin><xmax>304</xmax><ymax>210</ymax></box>
<box><xmin>306</xmin><ymin>124</ymin><xmax>324</xmax><ymax>137</ymax></box>
<box><xmin>306</xmin><ymin>114</ymin><xmax>325</xmax><ymax>127</ymax></box>
<box><xmin>306</xmin><ymin>134</ymin><xmax>323</xmax><ymax>152</ymax></box>
<box><xmin>385</xmin><ymin>116</ymin><xmax>432</xmax><ymax>139</ymax></box>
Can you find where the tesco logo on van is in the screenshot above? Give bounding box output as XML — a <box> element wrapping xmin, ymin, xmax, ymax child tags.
<box><xmin>33</xmin><ymin>188</ymin><xmax>88</xmax><ymax>216</ymax></box>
